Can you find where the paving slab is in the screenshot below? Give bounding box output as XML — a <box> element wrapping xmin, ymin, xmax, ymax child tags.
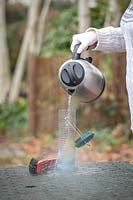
<box><xmin>0</xmin><ymin>161</ymin><xmax>133</xmax><ymax>200</ymax></box>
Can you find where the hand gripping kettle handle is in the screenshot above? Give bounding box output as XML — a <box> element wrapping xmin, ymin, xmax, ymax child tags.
<box><xmin>72</xmin><ymin>44</ymin><xmax>81</xmax><ymax>60</ymax></box>
<box><xmin>72</xmin><ymin>44</ymin><xmax>92</xmax><ymax>63</ymax></box>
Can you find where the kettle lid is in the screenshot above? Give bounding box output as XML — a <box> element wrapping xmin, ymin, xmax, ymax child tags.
<box><xmin>60</xmin><ymin>61</ymin><xmax>84</xmax><ymax>87</ymax></box>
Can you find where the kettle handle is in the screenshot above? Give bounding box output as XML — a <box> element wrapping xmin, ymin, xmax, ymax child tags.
<box><xmin>72</xmin><ymin>43</ymin><xmax>92</xmax><ymax>63</ymax></box>
<box><xmin>72</xmin><ymin>44</ymin><xmax>81</xmax><ymax>60</ymax></box>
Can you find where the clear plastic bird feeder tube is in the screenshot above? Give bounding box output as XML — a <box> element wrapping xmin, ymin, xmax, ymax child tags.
<box><xmin>57</xmin><ymin>109</ymin><xmax>76</xmax><ymax>172</ymax></box>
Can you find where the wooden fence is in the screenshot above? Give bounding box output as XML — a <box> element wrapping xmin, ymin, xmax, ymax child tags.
<box><xmin>28</xmin><ymin>54</ymin><xmax>70</xmax><ymax>135</ymax></box>
<box><xmin>28</xmin><ymin>52</ymin><xmax>129</xmax><ymax>136</ymax></box>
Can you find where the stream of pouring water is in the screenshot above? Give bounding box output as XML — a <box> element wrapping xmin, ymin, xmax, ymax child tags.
<box><xmin>68</xmin><ymin>95</ymin><xmax>71</xmax><ymax>112</ymax></box>
<box><xmin>67</xmin><ymin>94</ymin><xmax>72</xmax><ymax>123</ymax></box>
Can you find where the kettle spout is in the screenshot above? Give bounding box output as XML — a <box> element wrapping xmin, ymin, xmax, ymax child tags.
<box><xmin>67</xmin><ymin>89</ymin><xmax>75</xmax><ymax>95</ymax></box>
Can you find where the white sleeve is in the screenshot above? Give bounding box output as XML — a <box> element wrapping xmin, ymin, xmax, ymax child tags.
<box><xmin>87</xmin><ymin>27</ymin><xmax>126</xmax><ymax>52</ymax></box>
<box><xmin>126</xmin><ymin>73</ymin><xmax>133</xmax><ymax>131</ymax></box>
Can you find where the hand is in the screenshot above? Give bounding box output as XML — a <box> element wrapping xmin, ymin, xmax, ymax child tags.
<box><xmin>71</xmin><ymin>31</ymin><xmax>97</xmax><ymax>54</ymax></box>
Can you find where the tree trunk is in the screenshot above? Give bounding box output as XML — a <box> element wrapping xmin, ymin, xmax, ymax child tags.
<box><xmin>35</xmin><ymin>0</ymin><xmax>51</xmax><ymax>55</ymax></box>
<box><xmin>104</xmin><ymin>0</ymin><xmax>121</xmax><ymax>27</ymax></box>
<box><xmin>8</xmin><ymin>0</ymin><xmax>40</xmax><ymax>103</ymax></box>
<box><xmin>0</xmin><ymin>0</ymin><xmax>10</xmax><ymax>103</ymax></box>
<box><xmin>78</xmin><ymin>0</ymin><xmax>90</xmax><ymax>33</ymax></box>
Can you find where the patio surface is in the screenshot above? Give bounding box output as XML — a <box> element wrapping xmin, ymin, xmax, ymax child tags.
<box><xmin>0</xmin><ymin>161</ymin><xmax>133</xmax><ymax>200</ymax></box>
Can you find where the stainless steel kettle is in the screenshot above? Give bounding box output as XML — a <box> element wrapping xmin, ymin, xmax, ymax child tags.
<box><xmin>58</xmin><ymin>44</ymin><xmax>105</xmax><ymax>103</ymax></box>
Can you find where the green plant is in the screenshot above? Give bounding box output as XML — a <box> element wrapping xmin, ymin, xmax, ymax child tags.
<box><xmin>0</xmin><ymin>98</ymin><xmax>28</xmax><ymax>135</ymax></box>
<box><xmin>90</xmin><ymin>0</ymin><xmax>109</xmax><ymax>28</ymax></box>
<box><xmin>94</xmin><ymin>127</ymin><xmax>120</xmax><ymax>147</ymax></box>
<box><xmin>103</xmin><ymin>99</ymin><xmax>118</xmax><ymax>117</ymax></box>
<box><xmin>41</xmin><ymin>6</ymin><xmax>78</xmax><ymax>57</ymax></box>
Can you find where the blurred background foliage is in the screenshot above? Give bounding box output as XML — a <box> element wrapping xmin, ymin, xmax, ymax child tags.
<box><xmin>0</xmin><ymin>97</ymin><xmax>27</xmax><ymax>132</ymax></box>
<box><xmin>1</xmin><ymin>0</ymin><xmax>130</xmax><ymax>134</ymax></box>
<box><xmin>6</xmin><ymin>0</ymin><xmax>130</xmax><ymax>65</ymax></box>
<box><xmin>6</xmin><ymin>2</ymin><xmax>28</xmax><ymax>71</ymax></box>
<box><xmin>0</xmin><ymin>0</ymin><xmax>132</xmax><ymax>166</ymax></box>
<box><xmin>1</xmin><ymin>0</ymin><xmax>130</xmax><ymax>133</ymax></box>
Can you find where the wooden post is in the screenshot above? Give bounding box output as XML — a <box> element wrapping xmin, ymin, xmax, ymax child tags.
<box><xmin>27</xmin><ymin>54</ymin><xmax>39</xmax><ymax>137</ymax></box>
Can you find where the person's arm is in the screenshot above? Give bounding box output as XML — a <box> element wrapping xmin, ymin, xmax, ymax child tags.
<box><xmin>71</xmin><ymin>26</ymin><xmax>126</xmax><ymax>53</ymax></box>
<box><xmin>87</xmin><ymin>26</ymin><xmax>126</xmax><ymax>52</ymax></box>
